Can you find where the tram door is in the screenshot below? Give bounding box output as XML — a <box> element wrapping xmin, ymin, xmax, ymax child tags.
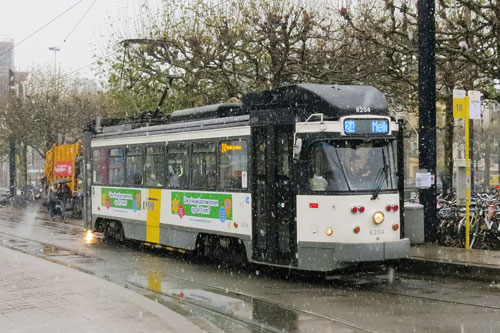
<box><xmin>252</xmin><ymin>125</ymin><xmax>296</xmax><ymax>265</ymax></box>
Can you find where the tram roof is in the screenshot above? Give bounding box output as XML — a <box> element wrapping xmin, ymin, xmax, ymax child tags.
<box><xmin>90</xmin><ymin>83</ymin><xmax>389</xmax><ymax>135</ymax></box>
<box><xmin>170</xmin><ymin>102</ymin><xmax>243</xmax><ymax>122</ymax></box>
<box><xmin>243</xmin><ymin>83</ymin><xmax>389</xmax><ymax>119</ymax></box>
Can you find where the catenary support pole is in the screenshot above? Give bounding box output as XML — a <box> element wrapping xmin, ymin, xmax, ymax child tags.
<box><xmin>418</xmin><ymin>0</ymin><xmax>437</xmax><ymax>242</ymax></box>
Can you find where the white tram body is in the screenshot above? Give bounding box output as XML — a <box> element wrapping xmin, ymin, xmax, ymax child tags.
<box><xmin>83</xmin><ymin>84</ymin><xmax>409</xmax><ymax>272</ymax></box>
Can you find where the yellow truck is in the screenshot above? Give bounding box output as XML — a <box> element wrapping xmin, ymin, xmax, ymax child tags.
<box><xmin>44</xmin><ymin>142</ymin><xmax>83</xmax><ymax>217</ymax></box>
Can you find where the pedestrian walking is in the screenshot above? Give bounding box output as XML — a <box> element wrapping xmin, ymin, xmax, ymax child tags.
<box><xmin>48</xmin><ymin>184</ymin><xmax>58</xmax><ymax>219</ymax></box>
<box><xmin>57</xmin><ymin>183</ymin><xmax>71</xmax><ymax>220</ymax></box>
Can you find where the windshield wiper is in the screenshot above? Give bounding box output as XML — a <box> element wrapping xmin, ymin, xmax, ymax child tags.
<box><xmin>371</xmin><ymin>147</ymin><xmax>389</xmax><ymax>200</ymax></box>
<box><xmin>333</xmin><ymin>147</ymin><xmax>351</xmax><ymax>191</ymax></box>
<box><xmin>370</xmin><ymin>165</ymin><xmax>388</xmax><ymax>200</ymax></box>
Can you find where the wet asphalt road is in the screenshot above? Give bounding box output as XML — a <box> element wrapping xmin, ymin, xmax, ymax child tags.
<box><xmin>1</xmin><ymin>205</ymin><xmax>499</xmax><ymax>332</ymax></box>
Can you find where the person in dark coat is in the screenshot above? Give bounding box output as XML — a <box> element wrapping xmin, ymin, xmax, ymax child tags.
<box><xmin>48</xmin><ymin>184</ymin><xmax>58</xmax><ymax>219</ymax></box>
<box><xmin>58</xmin><ymin>183</ymin><xmax>72</xmax><ymax>220</ymax></box>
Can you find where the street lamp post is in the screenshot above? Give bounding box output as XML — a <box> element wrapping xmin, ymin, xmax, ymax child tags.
<box><xmin>48</xmin><ymin>46</ymin><xmax>60</xmax><ymax>75</ymax></box>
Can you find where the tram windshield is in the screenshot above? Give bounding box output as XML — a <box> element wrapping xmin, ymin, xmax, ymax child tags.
<box><xmin>308</xmin><ymin>139</ymin><xmax>397</xmax><ymax>192</ymax></box>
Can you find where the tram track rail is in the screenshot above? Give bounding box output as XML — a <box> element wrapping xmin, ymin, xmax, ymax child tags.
<box><xmin>1</xmin><ymin>207</ymin><xmax>500</xmax><ymax>332</ymax></box>
<box><xmin>350</xmin><ymin>279</ymin><xmax>500</xmax><ymax>311</ymax></box>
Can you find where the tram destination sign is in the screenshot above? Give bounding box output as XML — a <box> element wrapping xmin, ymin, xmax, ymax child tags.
<box><xmin>343</xmin><ymin>118</ymin><xmax>389</xmax><ymax>135</ymax></box>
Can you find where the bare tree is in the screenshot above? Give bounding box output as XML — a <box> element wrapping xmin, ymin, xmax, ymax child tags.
<box><xmin>0</xmin><ymin>66</ymin><xmax>111</xmax><ymax>186</ymax></box>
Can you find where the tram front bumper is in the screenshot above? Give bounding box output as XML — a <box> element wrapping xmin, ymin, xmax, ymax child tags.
<box><xmin>297</xmin><ymin>238</ymin><xmax>410</xmax><ymax>272</ymax></box>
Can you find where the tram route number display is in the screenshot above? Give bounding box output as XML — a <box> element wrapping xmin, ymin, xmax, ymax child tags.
<box><xmin>343</xmin><ymin>118</ymin><xmax>389</xmax><ymax>135</ymax></box>
<box><xmin>101</xmin><ymin>188</ymin><xmax>142</xmax><ymax>212</ymax></box>
<box><xmin>171</xmin><ymin>191</ymin><xmax>233</xmax><ymax>222</ymax></box>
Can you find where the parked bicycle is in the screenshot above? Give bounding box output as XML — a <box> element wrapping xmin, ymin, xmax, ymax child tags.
<box><xmin>435</xmin><ymin>190</ymin><xmax>500</xmax><ymax>250</ymax></box>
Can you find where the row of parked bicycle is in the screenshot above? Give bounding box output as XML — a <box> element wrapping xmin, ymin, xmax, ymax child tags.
<box><xmin>0</xmin><ymin>185</ymin><xmax>43</xmax><ymax>206</ymax></box>
<box><xmin>436</xmin><ymin>191</ymin><xmax>500</xmax><ymax>250</ymax></box>
<box><xmin>1</xmin><ymin>185</ymin><xmax>83</xmax><ymax>219</ymax></box>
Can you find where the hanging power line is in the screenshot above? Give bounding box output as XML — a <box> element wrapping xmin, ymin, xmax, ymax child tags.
<box><xmin>57</xmin><ymin>49</ymin><xmax>121</xmax><ymax>81</ymax></box>
<box><xmin>0</xmin><ymin>0</ymin><xmax>84</xmax><ymax>60</ymax></box>
<box><xmin>59</xmin><ymin>1</ymin><xmax>233</xmax><ymax>82</ymax></box>
<box><xmin>59</xmin><ymin>0</ymin><xmax>98</xmax><ymax>47</ymax></box>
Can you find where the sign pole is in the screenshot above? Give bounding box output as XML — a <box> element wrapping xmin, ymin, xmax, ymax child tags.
<box><xmin>453</xmin><ymin>89</ymin><xmax>475</xmax><ymax>250</ymax></box>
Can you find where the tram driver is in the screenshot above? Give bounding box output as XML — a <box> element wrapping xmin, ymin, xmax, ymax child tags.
<box><xmin>348</xmin><ymin>155</ymin><xmax>371</xmax><ymax>187</ymax></box>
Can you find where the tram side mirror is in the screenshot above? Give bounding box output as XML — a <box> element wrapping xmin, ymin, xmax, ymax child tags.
<box><xmin>293</xmin><ymin>138</ymin><xmax>303</xmax><ymax>160</ymax></box>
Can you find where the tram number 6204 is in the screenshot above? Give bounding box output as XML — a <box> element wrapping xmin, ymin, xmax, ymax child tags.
<box><xmin>355</xmin><ymin>106</ymin><xmax>371</xmax><ymax>113</ymax></box>
<box><xmin>369</xmin><ymin>229</ymin><xmax>384</xmax><ymax>236</ymax></box>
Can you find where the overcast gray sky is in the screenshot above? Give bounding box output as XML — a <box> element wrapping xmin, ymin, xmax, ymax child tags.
<box><xmin>0</xmin><ymin>0</ymin><xmax>159</xmax><ymax>77</ymax></box>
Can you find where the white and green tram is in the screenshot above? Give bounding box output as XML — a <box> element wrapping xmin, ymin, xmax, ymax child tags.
<box><xmin>83</xmin><ymin>84</ymin><xmax>409</xmax><ymax>272</ymax></box>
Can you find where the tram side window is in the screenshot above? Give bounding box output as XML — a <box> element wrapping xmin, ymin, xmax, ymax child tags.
<box><xmin>92</xmin><ymin>148</ymin><xmax>109</xmax><ymax>185</ymax></box>
<box><xmin>108</xmin><ymin>148</ymin><xmax>125</xmax><ymax>186</ymax></box>
<box><xmin>144</xmin><ymin>146</ymin><xmax>165</xmax><ymax>187</ymax></box>
<box><xmin>220</xmin><ymin>140</ymin><xmax>248</xmax><ymax>189</ymax></box>
<box><xmin>192</xmin><ymin>142</ymin><xmax>217</xmax><ymax>190</ymax></box>
<box><xmin>126</xmin><ymin>146</ymin><xmax>143</xmax><ymax>187</ymax></box>
<box><xmin>277</xmin><ymin>132</ymin><xmax>290</xmax><ymax>177</ymax></box>
<box><xmin>309</xmin><ymin>144</ymin><xmax>329</xmax><ymax>191</ymax></box>
<box><xmin>167</xmin><ymin>143</ymin><xmax>189</xmax><ymax>188</ymax></box>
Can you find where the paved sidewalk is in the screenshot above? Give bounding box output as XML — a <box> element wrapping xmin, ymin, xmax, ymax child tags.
<box><xmin>0</xmin><ymin>246</ymin><xmax>202</xmax><ymax>333</ymax></box>
<box><xmin>401</xmin><ymin>244</ymin><xmax>500</xmax><ymax>281</ymax></box>
<box><xmin>410</xmin><ymin>244</ymin><xmax>500</xmax><ymax>268</ymax></box>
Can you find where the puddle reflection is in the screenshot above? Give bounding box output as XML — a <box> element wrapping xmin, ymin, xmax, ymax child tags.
<box><xmin>140</xmin><ymin>270</ymin><xmax>300</xmax><ymax>331</ymax></box>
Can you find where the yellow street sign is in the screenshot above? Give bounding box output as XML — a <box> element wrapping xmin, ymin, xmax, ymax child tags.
<box><xmin>453</xmin><ymin>89</ymin><xmax>468</xmax><ymax>119</ymax></box>
<box><xmin>453</xmin><ymin>97</ymin><xmax>468</xmax><ymax>118</ymax></box>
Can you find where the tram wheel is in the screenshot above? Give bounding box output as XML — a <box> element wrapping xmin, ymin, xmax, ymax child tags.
<box><xmin>101</xmin><ymin>220</ymin><xmax>126</xmax><ymax>243</ymax></box>
<box><xmin>195</xmin><ymin>234</ymin><xmax>248</xmax><ymax>266</ymax></box>
<box><xmin>116</xmin><ymin>223</ymin><xmax>125</xmax><ymax>242</ymax></box>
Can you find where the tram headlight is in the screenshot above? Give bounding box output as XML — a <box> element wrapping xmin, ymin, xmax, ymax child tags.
<box><xmin>373</xmin><ymin>211</ymin><xmax>385</xmax><ymax>224</ymax></box>
<box><xmin>85</xmin><ymin>230</ymin><xmax>93</xmax><ymax>243</ymax></box>
<box><xmin>325</xmin><ymin>227</ymin><xmax>333</xmax><ymax>236</ymax></box>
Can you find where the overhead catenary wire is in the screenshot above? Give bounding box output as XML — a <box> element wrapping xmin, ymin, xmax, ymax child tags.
<box><xmin>52</xmin><ymin>1</ymin><xmax>227</xmax><ymax>80</ymax></box>
<box><xmin>0</xmin><ymin>0</ymin><xmax>84</xmax><ymax>60</ymax></box>
<box><xmin>57</xmin><ymin>49</ymin><xmax>121</xmax><ymax>81</ymax></box>
<box><xmin>59</xmin><ymin>0</ymin><xmax>98</xmax><ymax>47</ymax></box>
<box><xmin>45</xmin><ymin>0</ymin><xmax>228</xmax><ymax>81</ymax></box>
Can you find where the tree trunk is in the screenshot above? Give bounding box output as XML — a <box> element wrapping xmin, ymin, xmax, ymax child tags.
<box><xmin>18</xmin><ymin>143</ymin><xmax>28</xmax><ymax>188</ymax></box>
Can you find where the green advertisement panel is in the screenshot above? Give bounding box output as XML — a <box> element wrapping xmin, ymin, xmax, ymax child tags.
<box><xmin>101</xmin><ymin>188</ymin><xmax>142</xmax><ymax>212</ymax></box>
<box><xmin>171</xmin><ymin>192</ymin><xmax>232</xmax><ymax>221</ymax></box>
